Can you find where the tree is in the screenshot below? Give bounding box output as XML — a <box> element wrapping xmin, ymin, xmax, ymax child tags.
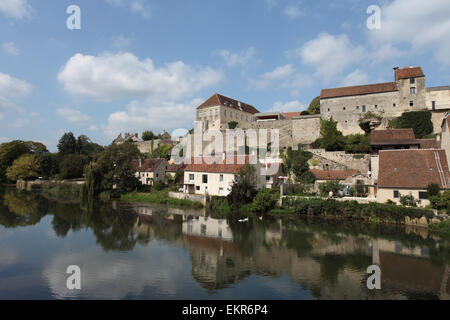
<box><xmin>320</xmin><ymin>117</ymin><xmax>345</xmax><ymax>151</ymax></box>
<box><xmin>39</xmin><ymin>153</ymin><xmax>59</xmax><ymax>179</ymax></box>
<box><xmin>228</xmin><ymin>121</ymin><xmax>238</xmax><ymax>129</ymax></box>
<box><xmin>58</xmin><ymin>132</ymin><xmax>79</xmax><ymax>155</ymax></box>
<box><xmin>400</xmin><ymin>194</ymin><xmax>418</xmax><ymax>207</ymax></box>
<box><xmin>59</xmin><ymin>154</ymin><xmax>86</xmax><ymax>179</ymax></box>
<box><xmin>227</xmin><ymin>165</ymin><xmax>257</xmax><ymax>209</ymax></box>
<box><xmin>319</xmin><ymin>180</ymin><xmax>341</xmax><ymax>197</ymax></box>
<box><xmin>77</xmin><ymin>135</ymin><xmax>103</xmax><ymax>157</ymax></box>
<box><xmin>389</xmin><ymin>110</ymin><xmax>433</xmax><ymax>138</ymax></box>
<box><xmin>307</xmin><ymin>96</ymin><xmax>321</xmax><ymax>115</ymax></box>
<box><xmin>252</xmin><ymin>189</ymin><xmax>278</xmax><ymax>213</ymax></box>
<box><xmin>344</xmin><ymin>134</ymin><xmax>371</xmax><ymax>154</ymax></box>
<box><xmin>142</xmin><ymin>131</ymin><xmax>155</xmax><ymax>141</ymax></box>
<box><xmin>6</xmin><ymin>154</ymin><xmax>40</xmax><ymax>181</ymax></box>
<box><xmin>0</xmin><ymin>140</ymin><xmax>33</xmax><ymax>182</ymax></box>
<box><xmin>427</xmin><ymin>183</ymin><xmax>440</xmax><ymax>198</ymax></box>
<box><xmin>152</xmin><ymin>143</ymin><xmax>173</xmax><ymax>160</ymax></box>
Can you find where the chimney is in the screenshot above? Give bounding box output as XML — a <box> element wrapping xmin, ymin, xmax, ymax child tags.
<box><xmin>393</xmin><ymin>66</ymin><xmax>399</xmax><ymax>81</ymax></box>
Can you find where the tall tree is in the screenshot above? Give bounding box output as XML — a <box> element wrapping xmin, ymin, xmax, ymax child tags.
<box><xmin>142</xmin><ymin>131</ymin><xmax>155</xmax><ymax>141</ymax></box>
<box><xmin>307</xmin><ymin>96</ymin><xmax>321</xmax><ymax>115</ymax></box>
<box><xmin>6</xmin><ymin>154</ymin><xmax>40</xmax><ymax>182</ymax></box>
<box><xmin>320</xmin><ymin>117</ymin><xmax>345</xmax><ymax>151</ymax></box>
<box><xmin>58</xmin><ymin>132</ymin><xmax>79</xmax><ymax>155</ymax></box>
<box><xmin>0</xmin><ymin>140</ymin><xmax>31</xmax><ymax>182</ymax></box>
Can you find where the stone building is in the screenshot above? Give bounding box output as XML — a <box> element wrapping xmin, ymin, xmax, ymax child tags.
<box><xmin>320</xmin><ymin>66</ymin><xmax>449</xmax><ymax>135</ymax></box>
<box><xmin>196</xmin><ymin>93</ymin><xmax>260</xmax><ymax>131</ymax></box>
<box><xmin>131</xmin><ymin>158</ymin><xmax>168</xmax><ymax>186</ymax></box>
<box><xmin>441</xmin><ymin>114</ymin><xmax>450</xmax><ymax>168</ymax></box>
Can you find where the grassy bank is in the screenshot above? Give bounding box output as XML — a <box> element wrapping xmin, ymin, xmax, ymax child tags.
<box><xmin>121</xmin><ymin>189</ymin><xmax>204</xmax><ymax>209</ymax></box>
<box><xmin>272</xmin><ymin>197</ymin><xmax>434</xmax><ymax>224</ymax></box>
<box><xmin>430</xmin><ymin>221</ymin><xmax>450</xmax><ymax>238</ymax></box>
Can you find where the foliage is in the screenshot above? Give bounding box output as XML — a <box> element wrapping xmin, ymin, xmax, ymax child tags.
<box><xmin>142</xmin><ymin>130</ymin><xmax>155</xmax><ymax>141</ymax></box>
<box><xmin>355</xmin><ymin>180</ymin><xmax>366</xmax><ymax>197</ymax></box>
<box><xmin>429</xmin><ymin>220</ymin><xmax>450</xmax><ymax>238</ymax></box>
<box><xmin>358</xmin><ymin>111</ymin><xmax>382</xmax><ymax>134</ymax></box>
<box><xmin>307</xmin><ymin>96</ymin><xmax>321</xmax><ymax>115</ymax></box>
<box><xmin>227</xmin><ymin>165</ymin><xmax>257</xmax><ymax>209</ymax></box>
<box><xmin>228</xmin><ymin>121</ymin><xmax>238</xmax><ymax>129</ymax></box>
<box><xmin>82</xmin><ymin>142</ymin><xmax>141</xmax><ymax>197</ymax></box>
<box><xmin>400</xmin><ymin>194</ymin><xmax>419</xmax><ymax>207</ymax></box>
<box><xmin>429</xmin><ymin>190</ymin><xmax>450</xmax><ymax>211</ymax></box>
<box><xmin>319</xmin><ymin>180</ymin><xmax>342</xmax><ymax>196</ymax></box>
<box><xmin>208</xmin><ymin>196</ymin><xmax>231</xmax><ymax>215</ymax></box>
<box><xmin>251</xmin><ymin>188</ymin><xmax>278</xmax><ymax>213</ymax></box>
<box><xmin>300</xmin><ymin>111</ymin><xmax>309</xmax><ymax>116</ymax></box>
<box><xmin>59</xmin><ymin>154</ymin><xmax>86</xmax><ymax>179</ymax></box>
<box><xmin>344</xmin><ymin>134</ymin><xmax>371</xmax><ymax>154</ymax></box>
<box><xmin>0</xmin><ymin>140</ymin><xmax>33</xmax><ymax>182</ymax></box>
<box><xmin>57</xmin><ymin>132</ymin><xmax>79</xmax><ymax>155</ymax></box>
<box><xmin>121</xmin><ymin>190</ymin><xmax>203</xmax><ymax>209</ymax></box>
<box><xmin>151</xmin><ymin>143</ymin><xmax>173</xmax><ymax>160</ymax></box>
<box><xmin>77</xmin><ymin>135</ymin><xmax>104</xmax><ymax>158</ymax></box>
<box><xmin>427</xmin><ymin>183</ymin><xmax>440</xmax><ymax>198</ymax></box>
<box><xmin>284</xmin><ymin>146</ymin><xmax>315</xmax><ymax>184</ymax></box>
<box><xmin>38</xmin><ymin>153</ymin><xmax>59</xmax><ymax>179</ymax></box>
<box><xmin>389</xmin><ymin>110</ymin><xmax>433</xmax><ymax>138</ymax></box>
<box><xmin>320</xmin><ymin>117</ymin><xmax>345</xmax><ymax>151</ymax></box>
<box><xmin>6</xmin><ymin>154</ymin><xmax>40</xmax><ymax>181</ymax></box>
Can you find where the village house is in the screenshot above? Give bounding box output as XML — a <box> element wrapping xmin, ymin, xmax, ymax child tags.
<box><xmin>376</xmin><ymin>149</ymin><xmax>450</xmax><ymax>207</ymax></box>
<box><xmin>132</xmin><ymin>158</ymin><xmax>168</xmax><ymax>186</ymax></box>
<box><xmin>166</xmin><ymin>163</ymin><xmax>185</xmax><ymax>183</ymax></box>
<box><xmin>441</xmin><ymin>113</ymin><xmax>450</xmax><ymax>168</ymax></box>
<box><xmin>182</xmin><ymin>156</ymin><xmax>266</xmax><ymax>197</ymax></box>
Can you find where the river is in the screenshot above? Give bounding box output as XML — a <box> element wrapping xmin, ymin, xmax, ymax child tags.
<box><xmin>0</xmin><ymin>188</ymin><xmax>448</xmax><ymax>300</ymax></box>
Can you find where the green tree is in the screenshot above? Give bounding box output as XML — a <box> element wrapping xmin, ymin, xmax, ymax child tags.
<box><xmin>0</xmin><ymin>140</ymin><xmax>32</xmax><ymax>182</ymax></box>
<box><xmin>320</xmin><ymin>117</ymin><xmax>345</xmax><ymax>151</ymax></box>
<box><xmin>38</xmin><ymin>152</ymin><xmax>59</xmax><ymax>179</ymax></box>
<box><xmin>344</xmin><ymin>134</ymin><xmax>371</xmax><ymax>154</ymax></box>
<box><xmin>59</xmin><ymin>154</ymin><xmax>86</xmax><ymax>179</ymax></box>
<box><xmin>58</xmin><ymin>132</ymin><xmax>79</xmax><ymax>155</ymax></box>
<box><xmin>307</xmin><ymin>96</ymin><xmax>321</xmax><ymax>115</ymax></box>
<box><xmin>228</xmin><ymin>121</ymin><xmax>238</xmax><ymax>129</ymax></box>
<box><xmin>427</xmin><ymin>183</ymin><xmax>440</xmax><ymax>198</ymax></box>
<box><xmin>152</xmin><ymin>143</ymin><xmax>173</xmax><ymax>160</ymax></box>
<box><xmin>390</xmin><ymin>110</ymin><xmax>433</xmax><ymax>138</ymax></box>
<box><xmin>142</xmin><ymin>131</ymin><xmax>155</xmax><ymax>141</ymax></box>
<box><xmin>319</xmin><ymin>180</ymin><xmax>342</xmax><ymax>196</ymax></box>
<box><xmin>227</xmin><ymin>165</ymin><xmax>257</xmax><ymax>209</ymax></box>
<box><xmin>6</xmin><ymin>154</ymin><xmax>40</xmax><ymax>181</ymax></box>
<box><xmin>77</xmin><ymin>135</ymin><xmax>103</xmax><ymax>158</ymax></box>
<box><xmin>252</xmin><ymin>189</ymin><xmax>277</xmax><ymax>213</ymax></box>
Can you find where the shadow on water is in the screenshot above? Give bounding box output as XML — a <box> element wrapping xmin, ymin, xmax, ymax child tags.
<box><xmin>0</xmin><ymin>188</ymin><xmax>449</xmax><ymax>300</ymax></box>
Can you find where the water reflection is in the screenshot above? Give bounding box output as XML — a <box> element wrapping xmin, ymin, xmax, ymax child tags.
<box><xmin>0</xmin><ymin>188</ymin><xmax>449</xmax><ymax>300</ymax></box>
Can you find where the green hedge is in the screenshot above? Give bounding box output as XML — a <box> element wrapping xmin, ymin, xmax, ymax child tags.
<box><xmin>280</xmin><ymin>197</ymin><xmax>433</xmax><ymax>223</ymax></box>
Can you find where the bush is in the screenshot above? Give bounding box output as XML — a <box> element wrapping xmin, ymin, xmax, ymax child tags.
<box><xmin>300</xmin><ymin>111</ymin><xmax>310</xmax><ymax>116</ymax></box>
<box><xmin>427</xmin><ymin>183</ymin><xmax>440</xmax><ymax>198</ymax></box>
<box><xmin>252</xmin><ymin>189</ymin><xmax>278</xmax><ymax>213</ymax></box>
<box><xmin>389</xmin><ymin>110</ymin><xmax>433</xmax><ymax>138</ymax></box>
<box><xmin>319</xmin><ymin>180</ymin><xmax>342</xmax><ymax>197</ymax></box>
<box><xmin>400</xmin><ymin>194</ymin><xmax>419</xmax><ymax>207</ymax></box>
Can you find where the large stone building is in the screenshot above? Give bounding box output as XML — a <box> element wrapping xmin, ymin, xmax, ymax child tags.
<box><xmin>320</xmin><ymin>66</ymin><xmax>449</xmax><ymax>135</ymax></box>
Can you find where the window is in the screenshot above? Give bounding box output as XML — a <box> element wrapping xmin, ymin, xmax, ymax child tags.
<box><xmin>410</xmin><ymin>87</ymin><xmax>416</xmax><ymax>94</ymax></box>
<box><xmin>393</xmin><ymin>190</ymin><xmax>400</xmax><ymax>198</ymax></box>
<box><xmin>219</xmin><ymin>174</ymin><xmax>224</xmax><ymax>182</ymax></box>
<box><xmin>202</xmin><ymin>174</ymin><xmax>208</xmax><ymax>183</ymax></box>
<box><xmin>196</xmin><ymin>186</ymin><xmax>200</xmax><ymax>191</ymax></box>
<box><xmin>393</xmin><ymin>103</ymin><xmax>396</xmax><ymax>107</ymax></box>
<box><xmin>410</xmin><ymin>100</ymin><xmax>414</xmax><ymax>107</ymax></box>
<box><xmin>327</xmin><ymin>108</ymin><xmax>330</xmax><ymax>112</ymax></box>
<box><xmin>362</xmin><ymin>105</ymin><xmax>367</xmax><ymax>113</ymax></box>
<box><xmin>189</xmin><ymin>174</ymin><xmax>194</xmax><ymax>181</ymax></box>
<box><xmin>419</xmin><ymin>192</ymin><xmax>428</xmax><ymax>200</ymax></box>
<box><xmin>374</xmin><ymin>105</ymin><xmax>378</xmax><ymax>109</ymax></box>
<box><xmin>219</xmin><ymin>187</ymin><xmax>224</xmax><ymax>196</ymax></box>
<box><xmin>356</xmin><ymin>106</ymin><xmax>359</xmax><ymax>110</ymax></box>
<box><xmin>201</xmin><ymin>224</ymin><xmax>206</xmax><ymax>236</ymax></box>
<box><xmin>343</xmin><ymin>107</ymin><xmax>346</xmax><ymax>110</ymax></box>
<box><xmin>432</xmin><ymin>101</ymin><xmax>436</xmax><ymax>110</ymax></box>
<box><xmin>410</xmin><ymin>78</ymin><xmax>415</xmax><ymax>84</ymax></box>
<box><xmin>224</xmin><ymin>110</ymin><xmax>227</xmax><ymax>117</ymax></box>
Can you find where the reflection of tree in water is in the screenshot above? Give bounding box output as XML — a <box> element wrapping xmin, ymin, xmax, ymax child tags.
<box><xmin>0</xmin><ymin>189</ymin><xmax>48</xmax><ymax>227</ymax></box>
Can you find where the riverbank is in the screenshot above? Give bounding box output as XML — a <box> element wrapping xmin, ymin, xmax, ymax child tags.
<box><xmin>121</xmin><ymin>190</ymin><xmax>204</xmax><ymax>209</ymax></box>
<box><xmin>271</xmin><ymin>197</ymin><xmax>438</xmax><ymax>226</ymax></box>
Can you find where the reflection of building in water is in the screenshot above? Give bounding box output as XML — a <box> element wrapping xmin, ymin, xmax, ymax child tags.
<box><xmin>372</xmin><ymin>239</ymin><xmax>450</xmax><ymax>299</ymax></box>
<box><xmin>133</xmin><ymin>206</ymin><xmax>154</xmax><ymax>216</ymax></box>
<box><xmin>183</xmin><ymin>216</ymin><xmax>233</xmax><ymax>241</ymax></box>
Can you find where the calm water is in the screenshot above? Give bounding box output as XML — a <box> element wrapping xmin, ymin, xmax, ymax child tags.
<box><xmin>0</xmin><ymin>188</ymin><xmax>449</xmax><ymax>300</ymax></box>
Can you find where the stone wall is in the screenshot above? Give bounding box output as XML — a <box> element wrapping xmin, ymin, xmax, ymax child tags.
<box><xmin>168</xmin><ymin>191</ymin><xmax>207</xmax><ymax>205</ymax></box>
<box><xmin>308</xmin><ymin>149</ymin><xmax>369</xmax><ymax>174</ymax></box>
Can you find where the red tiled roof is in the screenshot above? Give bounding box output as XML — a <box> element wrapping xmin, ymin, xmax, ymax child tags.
<box><xmin>371</xmin><ymin>129</ymin><xmax>418</xmax><ymax>145</ymax></box>
<box><xmin>311</xmin><ymin>169</ymin><xmax>359</xmax><ymax>181</ymax></box>
<box><xmin>283</xmin><ymin>112</ymin><xmax>301</xmax><ymax>119</ymax></box>
<box><xmin>417</xmin><ymin>139</ymin><xmax>441</xmax><ymax>150</ymax></box>
<box><xmin>395</xmin><ymin>67</ymin><xmax>425</xmax><ymax>80</ymax></box>
<box><xmin>167</xmin><ymin>163</ymin><xmax>184</xmax><ymax>173</ymax></box>
<box><xmin>197</xmin><ymin>93</ymin><xmax>260</xmax><ymax>114</ymax></box>
<box><xmin>321</xmin><ymin>82</ymin><xmax>398</xmax><ymax>99</ymax></box>
<box><xmin>184</xmin><ymin>156</ymin><xmax>255</xmax><ymax>174</ymax></box>
<box><xmin>378</xmin><ymin>150</ymin><xmax>450</xmax><ymax>189</ymax></box>
<box><xmin>131</xmin><ymin>158</ymin><xmax>165</xmax><ymax>173</ymax></box>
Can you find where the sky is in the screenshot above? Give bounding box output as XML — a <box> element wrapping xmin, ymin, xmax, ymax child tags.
<box><xmin>0</xmin><ymin>0</ymin><xmax>449</xmax><ymax>151</ymax></box>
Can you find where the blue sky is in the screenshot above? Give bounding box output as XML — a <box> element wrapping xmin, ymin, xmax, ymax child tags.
<box><xmin>0</xmin><ymin>0</ymin><xmax>449</xmax><ymax>151</ymax></box>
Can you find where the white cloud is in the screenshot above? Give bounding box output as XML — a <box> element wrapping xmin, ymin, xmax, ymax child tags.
<box><xmin>106</xmin><ymin>0</ymin><xmax>151</xmax><ymax>19</ymax></box>
<box><xmin>0</xmin><ymin>137</ymin><xmax>10</xmax><ymax>143</ymax></box>
<box><xmin>0</xmin><ymin>72</ymin><xmax>33</xmax><ymax>98</ymax></box>
<box><xmin>215</xmin><ymin>47</ymin><xmax>257</xmax><ymax>67</ymax></box>
<box><xmin>1</xmin><ymin>42</ymin><xmax>19</xmax><ymax>56</ymax></box>
<box><xmin>284</xmin><ymin>4</ymin><xmax>303</xmax><ymax>19</ymax></box>
<box><xmin>369</xmin><ymin>0</ymin><xmax>450</xmax><ymax>65</ymax></box>
<box><xmin>0</xmin><ymin>0</ymin><xmax>32</xmax><ymax>19</ymax></box>
<box><xmin>296</xmin><ymin>32</ymin><xmax>365</xmax><ymax>83</ymax></box>
<box><xmin>267</xmin><ymin>100</ymin><xmax>306</xmax><ymax>113</ymax></box>
<box><xmin>56</xmin><ymin>108</ymin><xmax>91</xmax><ymax>124</ymax></box>
<box><xmin>248</xmin><ymin>64</ymin><xmax>295</xmax><ymax>89</ymax></box>
<box><xmin>103</xmin><ymin>98</ymin><xmax>202</xmax><ymax>140</ymax></box>
<box><xmin>58</xmin><ymin>52</ymin><xmax>222</xmax><ymax>101</ymax></box>
<box><xmin>340</xmin><ymin>69</ymin><xmax>369</xmax><ymax>87</ymax></box>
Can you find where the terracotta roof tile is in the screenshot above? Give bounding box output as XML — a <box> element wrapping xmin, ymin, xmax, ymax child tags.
<box><xmin>321</xmin><ymin>82</ymin><xmax>398</xmax><ymax>99</ymax></box>
<box><xmin>167</xmin><ymin>163</ymin><xmax>184</xmax><ymax>173</ymax></box>
<box><xmin>311</xmin><ymin>169</ymin><xmax>359</xmax><ymax>181</ymax></box>
<box><xmin>283</xmin><ymin>112</ymin><xmax>301</xmax><ymax>119</ymax></box>
<box><xmin>396</xmin><ymin>67</ymin><xmax>425</xmax><ymax>80</ymax></box>
<box><xmin>371</xmin><ymin>129</ymin><xmax>418</xmax><ymax>145</ymax></box>
<box><xmin>378</xmin><ymin>150</ymin><xmax>450</xmax><ymax>189</ymax></box>
<box><xmin>197</xmin><ymin>93</ymin><xmax>260</xmax><ymax>114</ymax></box>
<box><xmin>184</xmin><ymin>155</ymin><xmax>255</xmax><ymax>174</ymax></box>
<box><xmin>132</xmin><ymin>158</ymin><xmax>165</xmax><ymax>172</ymax></box>
<box><xmin>417</xmin><ymin>139</ymin><xmax>441</xmax><ymax>150</ymax></box>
